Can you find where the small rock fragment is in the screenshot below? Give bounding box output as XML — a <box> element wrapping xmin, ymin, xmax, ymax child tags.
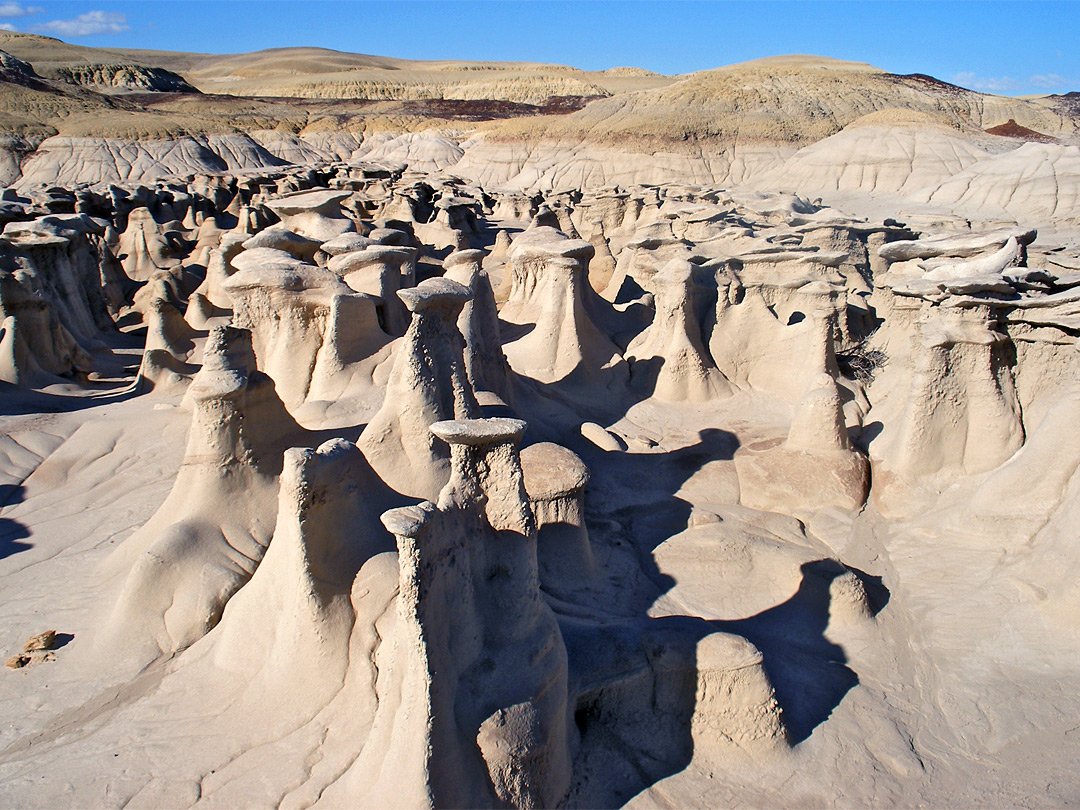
<box><xmin>24</xmin><ymin>630</ymin><xmax>56</xmax><ymax>652</ymax></box>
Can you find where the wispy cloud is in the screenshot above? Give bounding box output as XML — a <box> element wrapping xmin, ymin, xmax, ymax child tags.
<box><xmin>1028</xmin><ymin>73</ymin><xmax>1068</xmax><ymax>89</ymax></box>
<box><xmin>952</xmin><ymin>72</ymin><xmax>1024</xmax><ymax>93</ymax></box>
<box><xmin>953</xmin><ymin>70</ymin><xmax>1074</xmax><ymax>94</ymax></box>
<box><xmin>0</xmin><ymin>21</ymin><xmax>16</xmax><ymax>30</ymax></box>
<box><xmin>31</xmin><ymin>9</ymin><xmax>130</xmax><ymax>37</ymax></box>
<box><xmin>0</xmin><ymin>2</ymin><xmax>43</xmax><ymax>17</ymax></box>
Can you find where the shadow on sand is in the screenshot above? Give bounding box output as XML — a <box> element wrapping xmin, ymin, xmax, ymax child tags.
<box><xmin>0</xmin><ymin>483</ymin><xmax>31</xmax><ymax>560</ymax></box>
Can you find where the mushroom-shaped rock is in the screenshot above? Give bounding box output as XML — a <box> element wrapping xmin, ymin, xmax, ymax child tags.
<box><xmin>500</xmin><ymin>226</ymin><xmax>627</xmax><ymax>389</ymax></box>
<box><xmin>264</xmin><ymin>189</ymin><xmax>355</xmax><ymax>242</ymax></box>
<box><xmin>443</xmin><ymin>248</ymin><xmax>513</xmax><ymax>404</ymax></box>
<box><xmin>224</xmin><ymin>248</ymin><xmax>390</xmax><ymax>412</ymax></box>
<box><xmin>208</xmin><ymin>438</ymin><xmax>396</xmax><ymax>726</ymax></box>
<box><xmin>242</xmin><ymin>227</ymin><xmax>322</xmax><ymax>263</ymax></box>
<box><xmin>327</xmin><ymin>245</ymin><xmax>413</xmax><ymax>335</ymax></box>
<box><xmin>103</xmin><ymin>327</ymin><xmax>309</xmax><ymax>664</ymax></box>
<box><xmin>492</xmin><ymin>194</ymin><xmax>537</xmax><ymax>222</ymax></box>
<box><xmin>331</xmin><ymin>417</ymin><xmax>571</xmax><ymax>809</ymax></box>
<box><xmin>520</xmin><ymin>441</ymin><xmax>594</xmax><ymax>590</ymax></box>
<box><xmin>316</xmin><ymin>231</ymin><xmax>375</xmax><ymax>266</ymax></box>
<box><xmin>369</xmin><ymin>226</ymin><xmax>413</xmax><ymax>247</ymax></box>
<box><xmin>2</xmin><ymin>214</ymin><xmax>121</xmax><ymax>345</ymax></box>
<box><xmin>625</xmin><ymin>259</ymin><xmax>732</xmax><ymax>402</ymax></box>
<box><xmin>434</xmin><ymin>195</ymin><xmax>480</xmax><ymax>234</ymax></box>
<box><xmin>134</xmin><ymin>277</ymin><xmax>202</xmax><ymax>394</ymax></box>
<box><xmin>357</xmin><ymin>277</ymin><xmax>480</xmax><ymax>501</ymax></box>
<box><xmin>415</xmin><ymin>202</ymin><xmax>472</xmax><ymax>253</ymax></box>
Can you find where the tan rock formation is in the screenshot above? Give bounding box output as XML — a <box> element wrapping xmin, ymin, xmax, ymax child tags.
<box><xmin>500</xmin><ymin>226</ymin><xmax>627</xmax><ymax>389</ymax></box>
<box><xmin>104</xmin><ymin>327</ymin><xmax>305</xmax><ymax>661</ymax></box>
<box><xmin>223</xmin><ymin>247</ymin><xmax>391</xmax><ymax>414</ymax></box>
<box><xmin>209</xmin><ymin>438</ymin><xmax>394</xmax><ymax>727</ymax></box>
<box><xmin>4</xmin><ymin>55</ymin><xmax>1080</xmax><ymax>808</ymax></box>
<box><xmin>625</xmin><ymin>258</ymin><xmax>732</xmax><ymax>402</ymax></box>
<box><xmin>0</xmin><ymin>266</ymin><xmax>94</xmax><ymax>385</ymax></box>
<box><xmin>520</xmin><ymin>441</ymin><xmax>594</xmax><ymax>591</ymax></box>
<box><xmin>736</xmin><ymin>373</ymin><xmax>870</xmax><ymax>512</ymax></box>
<box><xmin>870</xmin><ymin>305</ymin><xmax>1024</xmax><ymax>502</ymax></box>
<box><xmin>117</xmin><ymin>206</ymin><xmax>183</xmax><ymax>282</ymax></box>
<box><xmin>346</xmin><ymin>417</ymin><xmax>571</xmax><ymax>809</ymax></box>
<box><xmin>264</xmin><ymin>189</ymin><xmax>356</xmax><ymax>242</ymax></box>
<box><xmin>191</xmin><ymin>231</ymin><xmax>245</xmax><ymax>314</ymax></box>
<box><xmin>357</xmin><ymin>277</ymin><xmax>480</xmax><ymax>500</ymax></box>
<box><xmin>442</xmin><ymin>248</ymin><xmax>514</xmax><ymax>404</ymax></box>
<box><xmin>327</xmin><ymin>245</ymin><xmax>413</xmax><ymax>335</ymax></box>
<box><xmin>134</xmin><ymin>277</ymin><xmax>202</xmax><ymax>393</ymax></box>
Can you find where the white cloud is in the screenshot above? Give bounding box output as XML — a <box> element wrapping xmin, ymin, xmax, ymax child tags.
<box><xmin>0</xmin><ymin>2</ymin><xmax>42</xmax><ymax>17</ymax></box>
<box><xmin>0</xmin><ymin>21</ymin><xmax>16</xmax><ymax>30</ymax></box>
<box><xmin>954</xmin><ymin>70</ymin><xmax>1075</xmax><ymax>94</ymax></box>
<box><xmin>952</xmin><ymin>72</ymin><xmax>1024</xmax><ymax>94</ymax></box>
<box><xmin>31</xmin><ymin>9</ymin><xmax>130</xmax><ymax>36</ymax></box>
<box><xmin>1028</xmin><ymin>73</ymin><xmax>1069</xmax><ymax>89</ymax></box>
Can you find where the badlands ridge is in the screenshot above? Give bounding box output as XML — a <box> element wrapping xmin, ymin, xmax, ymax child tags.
<box><xmin>1</xmin><ymin>32</ymin><xmax>1080</xmax><ymax>809</ymax></box>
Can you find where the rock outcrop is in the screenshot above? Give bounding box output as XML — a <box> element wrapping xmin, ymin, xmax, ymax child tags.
<box><xmin>345</xmin><ymin>417</ymin><xmax>571</xmax><ymax>809</ymax></box>
<box><xmin>500</xmin><ymin>226</ymin><xmax>627</xmax><ymax>391</ymax></box>
<box><xmin>104</xmin><ymin>327</ymin><xmax>307</xmax><ymax>661</ymax></box>
<box><xmin>357</xmin><ymin>278</ymin><xmax>480</xmax><ymax>500</ymax></box>
<box><xmin>625</xmin><ymin>258</ymin><xmax>731</xmax><ymax>402</ymax></box>
<box><xmin>442</xmin><ymin>248</ymin><xmax>514</xmax><ymax>404</ymax></box>
<box><xmin>223</xmin><ymin>247</ymin><xmax>392</xmax><ymax>415</ymax></box>
<box><xmin>52</xmin><ymin>63</ymin><xmax>199</xmax><ymax>93</ymax></box>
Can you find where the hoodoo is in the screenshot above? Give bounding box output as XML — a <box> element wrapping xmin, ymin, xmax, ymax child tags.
<box><xmin>104</xmin><ymin>326</ymin><xmax>305</xmax><ymax>661</ymax></box>
<box><xmin>443</xmin><ymin>247</ymin><xmax>514</xmax><ymax>404</ymax></box>
<box><xmin>625</xmin><ymin>258</ymin><xmax>731</xmax><ymax>402</ymax></box>
<box><xmin>357</xmin><ymin>277</ymin><xmax>480</xmax><ymax>500</ymax></box>
<box><xmin>361</xmin><ymin>417</ymin><xmax>572</xmax><ymax>809</ymax></box>
<box><xmin>500</xmin><ymin>226</ymin><xmax>627</xmax><ymax>390</ymax></box>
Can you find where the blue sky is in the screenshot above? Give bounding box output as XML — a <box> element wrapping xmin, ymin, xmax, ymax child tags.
<box><xmin>1</xmin><ymin>1</ymin><xmax>1077</xmax><ymax>96</ymax></box>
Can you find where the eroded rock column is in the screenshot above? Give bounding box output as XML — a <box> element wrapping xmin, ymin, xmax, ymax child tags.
<box><xmin>356</xmin><ymin>417</ymin><xmax>571</xmax><ymax>809</ymax></box>
<box><xmin>358</xmin><ymin>277</ymin><xmax>480</xmax><ymax>500</ymax></box>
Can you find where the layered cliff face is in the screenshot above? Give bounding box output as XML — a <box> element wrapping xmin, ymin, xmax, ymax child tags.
<box><xmin>3</xmin><ymin>36</ymin><xmax>1080</xmax><ymax>810</ymax></box>
<box><xmin>51</xmin><ymin>64</ymin><xmax>200</xmax><ymax>93</ymax></box>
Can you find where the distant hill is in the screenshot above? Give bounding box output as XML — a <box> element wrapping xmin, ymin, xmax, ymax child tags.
<box><xmin>1</xmin><ymin>33</ymin><xmax>1075</xmax><ymax>148</ymax></box>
